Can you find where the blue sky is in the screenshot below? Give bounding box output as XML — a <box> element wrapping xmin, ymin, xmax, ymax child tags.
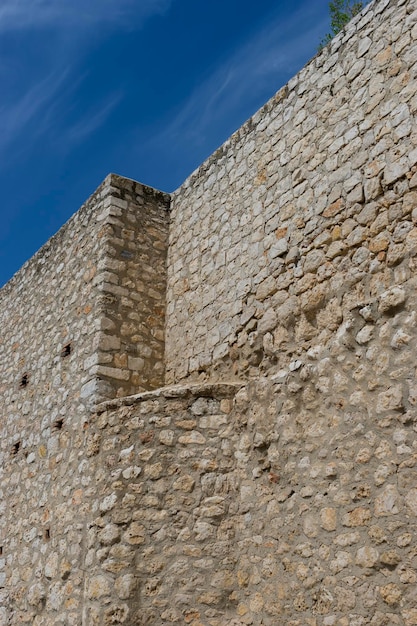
<box><xmin>0</xmin><ymin>0</ymin><xmax>333</xmax><ymax>287</ymax></box>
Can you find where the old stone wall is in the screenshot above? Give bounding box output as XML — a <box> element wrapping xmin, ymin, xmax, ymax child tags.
<box><xmin>166</xmin><ymin>0</ymin><xmax>417</xmax><ymax>384</ymax></box>
<box><xmin>81</xmin><ymin>383</ymin><xmax>242</xmax><ymax>626</ymax></box>
<box><xmin>91</xmin><ymin>174</ymin><xmax>170</xmax><ymax>399</ymax></box>
<box><xmin>2</xmin><ymin>0</ymin><xmax>417</xmax><ymax>623</ymax></box>
<box><xmin>70</xmin><ymin>322</ymin><xmax>417</xmax><ymax>626</ymax></box>
<box><xmin>0</xmin><ymin>174</ymin><xmax>169</xmax><ymax>625</ymax></box>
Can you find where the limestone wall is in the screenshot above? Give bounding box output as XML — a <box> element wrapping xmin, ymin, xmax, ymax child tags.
<box><xmin>2</xmin><ymin>0</ymin><xmax>417</xmax><ymax>623</ymax></box>
<box><xmin>91</xmin><ymin>174</ymin><xmax>170</xmax><ymax>398</ymax></box>
<box><xmin>82</xmin><ymin>383</ymin><xmax>242</xmax><ymax>626</ymax></box>
<box><xmin>0</xmin><ymin>174</ymin><xmax>169</xmax><ymax>625</ymax></box>
<box><xmin>72</xmin><ymin>328</ymin><xmax>417</xmax><ymax>626</ymax></box>
<box><xmin>166</xmin><ymin>0</ymin><xmax>417</xmax><ymax>384</ymax></box>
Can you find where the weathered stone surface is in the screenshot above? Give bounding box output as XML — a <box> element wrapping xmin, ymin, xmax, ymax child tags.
<box><xmin>2</xmin><ymin>0</ymin><xmax>417</xmax><ymax>623</ymax></box>
<box><xmin>404</xmin><ymin>488</ymin><xmax>417</xmax><ymax>515</ymax></box>
<box><xmin>0</xmin><ymin>175</ymin><xmax>169</xmax><ymax>625</ymax></box>
<box><xmin>378</xmin><ymin>286</ymin><xmax>407</xmax><ymax>313</ymax></box>
<box><xmin>321</xmin><ymin>507</ymin><xmax>337</xmax><ymax>531</ymax></box>
<box><xmin>374</xmin><ymin>484</ymin><xmax>401</xmax><ymax>517</ymax></box>
<box><xmin>376</xmin><ymin>385</ymin><xmax>404</xmax><ymax>412</ymax></box>
<box><xmin>355</xmin><ymin>546</ymin><xmax>379</xmax><ymax>568</ymax></box>
<box><xmin>87</xmin><ymin>576</ymin><xmax>111</xmax><ymax>600</ymax></box>
<box><xmin>165</xmin><ymin>2</ymin><xmax>417</xmax><ymax>388</ymax></box>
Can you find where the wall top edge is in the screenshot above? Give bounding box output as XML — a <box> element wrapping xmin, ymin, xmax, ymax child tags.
<box><xmin>0</xmin><ymin>0</ymin><xmax>389</xmax><ymax>295</ymax></box>
<box><xmin>106</xmin><ymin>172</ymin><xmax>171</xmax><ymax>204</ymax></box>
<box><xmin>93</xmin><ymin>381</ymin><xmax>246</xmax><ymax>414</ymax></box>
<box><xmin>0</xmin><ymin>172</ymin><xmax>171</xmax><ymax>296</ymax></box>
<box><xmin>172</xmin><ymin>0</ymin><xmax>385</xmax><ymax>197</ymax></box>
<box><xmin>0</xmin><ymin>175</ymin><xmax>108</xmax><ymax>296</ymax></box>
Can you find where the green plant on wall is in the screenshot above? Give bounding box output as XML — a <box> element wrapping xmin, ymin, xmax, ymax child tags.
<box><xmin>319</xmin><ymin>0</ymin><xmax>364</xmax><ymax>50</ymax></box>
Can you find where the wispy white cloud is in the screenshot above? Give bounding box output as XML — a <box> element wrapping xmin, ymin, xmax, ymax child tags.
<box><xmin>0</xmin><ymin>69</ymin><xmax>69</xmax><ymax>155</ymax></box>
<box><xmin>0</xmin><ymin>71</ymin><xmax>122</xmax><ymax>160</ymax></box>
<box><xmin>147</xmin><ymin>3</ymin><xmax>327</xmax><ymax>161</ymax></box>
<box><xmin>0</xmin><ymin>0</ymin><xmax>172</xmax><ymax>162</ymax></box>
<box><xmin>63</xmin><ymin>92</ymin><xmax>123</xmax><ymax>144</ymax></box>
<box><xmin>0</xmin><ymin>0</ymin><xmax>172</xmax><ymax>31</ymax></box>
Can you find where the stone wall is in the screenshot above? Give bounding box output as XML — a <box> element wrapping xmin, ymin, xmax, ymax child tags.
<box><xmin>2</xmin><ymin>0</ymin><xmax>417</xmax><ymax>623</ymax></box>
<box><xmin>91</xmin><ymin>174</ymin><xmax>170</xmax><ymax>399</ymax></box>
<box><xmin>0</xmin><ymin>174</ymin><xmax>169</xmax><ymax>625</ymax></box>
<box><xmin>82</xmin><ymin>383</ymin><xmax>242</xmax><ymax>626</ymax></box>
<box><xmin>3</xmin><ymin>333</ymin><xmax>417</xmax><ymax>626</ymax></box>
<box><xmin>166</xmin><ymin>0</ymin><xmax>417</xmax><ymax>384</ymax></box>
<box><xmin>69</xmin><ymin>342</ymin><xmax>417</xmax><ymax>625</ymax></box>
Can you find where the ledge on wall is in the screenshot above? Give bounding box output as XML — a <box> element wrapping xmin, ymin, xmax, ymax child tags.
<box><xmin>92</xmin><ymin>381</ymin><xmax>245</xmax><ymax>414</ymax></box>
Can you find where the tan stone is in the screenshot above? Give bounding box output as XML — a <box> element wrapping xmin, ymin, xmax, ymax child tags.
<box><xmin>376</xmin><ymin>385</ymin><xmax>403</xmax><ymax>412</ymax></box>
<box><xmin>114</xmin><ymin>353</ymin><xmax>128</xmax><ymax>368</ymax></box>
<box><xmin>323</xmin><ymin>198</ymin><xmax>344</xmax><ymax>218</ymax></box>
<box><xmin>158</xmin><ymin>430</ymin><xmax>175</xmax><ymax>445</ymax></box>
<box><xmin>98</xmin><ymin>524</ymin><xmax>120</xmax><ymax>546</ymax></box>
<box><xmin>173</xmin><ymin>474</ymin><xmax>195</xmax><ymax>492</ymax></box>
<box><xmin>355</xmin><ymin>546</ymin><xmax>379</xmax><ymax>568</ymax></box>
<box><xmin>115</xmin><ymin>574</ymin><xmax>136</xmax><ymax>600</ymax></box>
<box><xmin>378</xmin><ymin>286</ymin><xmax>406</xmax><ymax>313</ymax></box>
<box><xmin>144</xmin><ymin>462</ymin><xmax>163</xmax><ymax>479</ymax></box>
<box><xmin>97</xmin><ymin>334</ymin><xmax>121</xmax><ymax>351</ymax></box>
<box><xmin>380</xmin><ymin>550</ymin><xmax>401</xmax><ymax>567</ymax></box>
<box><xmin>369</xmin><ymin>233</ymin><xmax>390</xmax><ymax>253</ymax></box>
<box><xmin>379</xmin><ymin>583</ymin><xmax>402</xmax><ymax>606</ymax></box>
<box><xmin>402</xmin><ymin>609</ymin><xmax>417</xmax><ymax>625</ymax></box>
<box><xmin>374</xmin><ymin>484</ymin><xmax>401</xmax><ymax>517</ymax></box>
<box><xmin>179</xmin><ymin>431</ymin><xmax>206</xmax><ymax>444</ymax></box>
<box><xmin>87</xmin><ymin>576</ymin><xmax>110</xmax><ymax>600</ymax></box>
<box><xmin>342</xmin><ymin>507</ymin><xmax>371</xmax><ymax>527</ymax></box>
<box><xmin>405</xmin><ymin>488</ymin><xmax>417</xmax><ymax>515</ymax></box>
<box><xmin>95</xmin><ymin>365</ymin><xmax>130</xmax><ymax>381</ymax></box>
<box><xmin>320</xmin><ymin>508</ymin><xmax>337</xmax><ymax>531</ymax></box>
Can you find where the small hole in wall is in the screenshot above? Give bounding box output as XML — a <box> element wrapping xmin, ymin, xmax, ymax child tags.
<box><xmin>61</xmin><ymin>343</ymin><xmax>72</xmax><ymax>358</ymax></box>
<box><xmin>44</xmin><ymin>528</ymin><xmax>50</xmax><ymax>541</ymax></box>
<box><xmin>11</xmin><ymin>441</ymin><xmax>21</xmax><ymax>455</ymax></box>
<box><xmin>20</xmin><ymin>373</ymin><xmax>29</xmax><ymax>388</ymax></box>
<box><xmin>0</xmin><ymin>547</ymin><xmax>3</xmax><ymax>555</ymax></box>
<box><xmin>53</xmin><ymin>418</ymin><xmax>64</xmax><ymax>431</ymax></box>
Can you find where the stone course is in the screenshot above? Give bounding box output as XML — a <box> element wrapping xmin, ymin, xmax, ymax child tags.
<box><xmin>1</xmin><ymin>0</ymin><xmax>417</xmax><ymax>623</ymax></box>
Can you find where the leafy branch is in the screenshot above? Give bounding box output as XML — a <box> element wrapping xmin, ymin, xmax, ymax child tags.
<box><xmin>319</xmin><ymin>0</ymin><xmax>364</xmax><ymax>50</ymax></box>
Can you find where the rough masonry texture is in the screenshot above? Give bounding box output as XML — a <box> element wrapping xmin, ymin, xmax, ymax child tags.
<box><xmin>1</xmin><ymin>0</ymin><xmax>417</xmax><ymax>623</ymax></box>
